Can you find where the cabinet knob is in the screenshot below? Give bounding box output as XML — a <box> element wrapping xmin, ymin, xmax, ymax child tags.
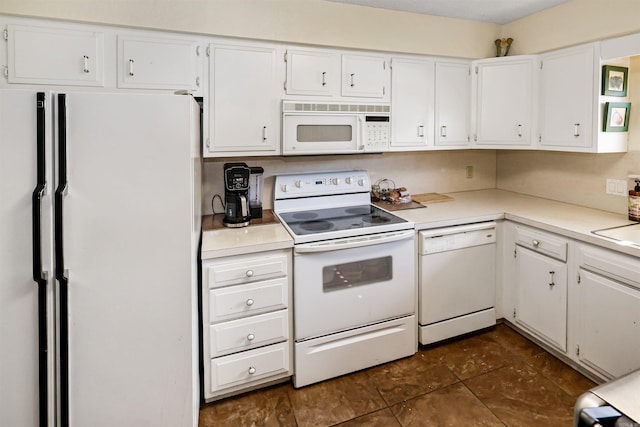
<box><xmin>247</xmin><ymin>333</ymin><xmax>255</xmax><ymax>341</ymax></box>
<box><xmin>245</xmin><ymin>298</ymin><xmax>255</xmax><ymax>307</ymax></box>
<box><xmin>532</xmin><ymin>239</ymin><xmax>540</xmax><ymax>247</ymax></box>
<box><xmin>245</xmin><ymin>270</ymin><xmax>254</xmax><ymax>277</ymax></box>
<box><xmin>248</xmin><ymin>366</ymin><xmax>257</xmax><ymax>375</ymax></box>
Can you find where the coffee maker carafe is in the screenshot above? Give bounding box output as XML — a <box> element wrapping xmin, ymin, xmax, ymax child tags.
<box><xmin>223</xmin><ymin>163</ymin><xmax>251</xmax><ymax>228</ymax></box>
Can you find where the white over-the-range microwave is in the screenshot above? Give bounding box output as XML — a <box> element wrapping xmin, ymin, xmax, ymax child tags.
<box><xmin>282</xmin><ymin>101</ymin><xmax>390</xmax><ymax>155</ymax></box>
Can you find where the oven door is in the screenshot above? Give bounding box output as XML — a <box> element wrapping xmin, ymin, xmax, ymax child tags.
<box><xmin>282</xmin><ymin>113</ymin><xmax>362</xmax><ymax>155</ymax></box>
<box><xmin>293</xmin><ymin>230</ymin><xmax>415</xmax><ymax>340</ymax></box>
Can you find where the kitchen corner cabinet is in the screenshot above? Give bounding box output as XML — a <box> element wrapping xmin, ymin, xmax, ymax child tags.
<box><xmin>5</xmin><ymin>24</ymin><xmax>104</xmax><ymax>86</ymax></box>
<box><xmin>434</xmin><ymin>60</ymin><xmax>471</xmax><ymax>148</ymax></box>
<box><xmin>341</xmin><ymin>54</ymin><xmax>389</xmax><ymax>99</ymax></box>
<box><xmin>284</xmin><ymin>48</ymin><xmax>340</xmax><ymax>97</ymax></box>
<box><xmin>202</xmin><ymin>249</ymin><xmax>293</xmax><ymax>401</ymax></box>
<box><xmin>513</xmin><ymin>226</ymin><xmax>568</xmax><ymax>352</ymax></box>
<box><xmin>389</xmin><ymin>57</ymin><xmax>434</xmax><ymax>150</ymax></box>
<box><xmin>573</xmin><ymin>244</ymin><xmax>640</xmax><ymax>380</ymax></box>
<box><xmin>205</xmin><ymin>43</ymin><xmax>281</xmax><ymax>157</ymax></box>
<box><xmin>117</xmin><ymin>35</ymin><xmax>201</xmax><ymax>90</ymax></box>
<box><xmin>472</xmin><ymin>56</ymin><xmax>536</xmax><ymax>148</ymax></box>
<box><xmin>538</xmin><ymin>43</ymin><xmax>598</xmax><ymax>151</ymax></box>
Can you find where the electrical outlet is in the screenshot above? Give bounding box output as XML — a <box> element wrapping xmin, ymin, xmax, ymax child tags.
<box><xmin>466</xmin><ymin>166</ymin><xmax>473</xmax><ymax>179</ymax></box>
<box><xmin>606</xmin><ymin>178</ymin><xmax>627</xmax><ymax>196</ymax></box>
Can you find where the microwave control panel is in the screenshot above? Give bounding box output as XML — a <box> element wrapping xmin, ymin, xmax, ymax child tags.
<box><xmin>364</xmin><ymin>116</ymin><xmax>390</xmax><ymax>152</ymax></box>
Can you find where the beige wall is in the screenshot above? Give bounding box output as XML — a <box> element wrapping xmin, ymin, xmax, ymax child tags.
<box><xmin>501</xmin><ymin>0</ymin><xmax>640</xmax><ymax>55</ymax></box>
<box><xmin>204</xmin><ymin>150</ymin><xmax>496</xmax><ymax>211</ymax></box>
<box><xmin>0</xmin><ymin>0</ymin><xmax>499</xmax><ymax>58</ymax></box>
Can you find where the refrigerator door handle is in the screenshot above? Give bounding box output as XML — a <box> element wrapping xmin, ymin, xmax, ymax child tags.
<box><xmin>54</xmin><ymin>93</ymin><xmax>70</xmax><ymax>427</ymax></box>
<box><xmin>31</xmin><ymin>91</ymin><xmax>49</xmax><ymax>427</ymax></box>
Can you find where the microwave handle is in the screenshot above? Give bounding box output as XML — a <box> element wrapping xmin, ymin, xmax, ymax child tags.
<box><xmin>357</xmin><ymin>115</ymin><xmax>365</xmax><ymax>151</ymax></box>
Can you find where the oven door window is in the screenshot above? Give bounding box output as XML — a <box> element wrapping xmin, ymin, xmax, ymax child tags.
<box><xmin>323</xmin><ymin>256</ymin><xmax>392</xmax><ymax>292</ymax></box>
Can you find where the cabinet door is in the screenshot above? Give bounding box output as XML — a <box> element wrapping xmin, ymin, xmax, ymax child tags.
<box><xmin>539</xmin><ymin>44</ymin><xmax>596</xmax><ymax>149</ymax></box>
<box><xmin>515</xmin><ymin>246</ymin><xmax>568</xmax><ymax>352</ymax></box>
<box><xmin>435</xmin><ymin>61</ymin><xmax>471</xmax><ymax>148</ymax></box>
<box><xmin>285</xmin><ymin>49</ymin><xmax>339</xmax><ymax>96</ymax></box>
<box><xmin>207</xmin><ymin>44</ymin><xmax>279</xmax><ymax>155</ymax></box>
<box><xmin>341</xmin><ymin>54</ymin><xmax>388</xmax><ymax>98</ymax></box>
<box><xmin>7</xmin><ymin>24</ymin><xmax>104</xmax><ymax>86</ymax></box>
<box><xmin>575</xmin><ymin>269</ymin><xmax>640</xmax><ymax>379</ymax></box>
<box><xmin>474</xmin><ymin>57</ymin><xmax>535</xmax><ymax>147</ymax></box>
<box><xmin>390</xmin><ymin>58</ymin><xmax>434</xmax><ymax>149</ymax></box>
<box><xmin>117</xmin><ymin>35</ymin><xmax>201</xmax><ymax>90</ymax></box>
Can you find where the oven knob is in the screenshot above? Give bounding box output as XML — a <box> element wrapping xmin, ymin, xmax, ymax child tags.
<box><xmin>357</xmin><ymin>178</ymin><xmax>365</xmax><ymax>186</ymax></box>
<box><xmin>345</xmin><ymin>177</ymin><xmax>352</xmax><ymax>184</ymax></box>
<box><xmin>295</xmin><ymin>180</ymin><xmax>303</xmax><ymax>188</ymax></box>
<box><xmin>331</xmin><ymin>178</ymin><xmax>340</xmax><ymax>185</ymax></box>
<box><xmin>280</xmin><ymin>184</ymin><xmax>288</xmax><ymax>192</ymax></box>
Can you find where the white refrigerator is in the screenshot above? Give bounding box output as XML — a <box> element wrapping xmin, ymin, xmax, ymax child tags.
<box><xmin>0</xmin><ymin>90</ymin><xmax>202</xmax><ymax>427</ymax></box>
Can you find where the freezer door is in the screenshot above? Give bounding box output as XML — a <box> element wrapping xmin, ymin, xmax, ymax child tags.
<box><xmin>57</xmin><ymin>93</ymin><xmax>199</xmax><ymax>427</ymax></box>
<box><xmin>0</xmin><ymin>90</ymin><xmax>55</xmax><ymax>427</ymax></box>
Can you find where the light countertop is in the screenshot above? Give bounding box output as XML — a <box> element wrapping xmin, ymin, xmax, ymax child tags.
<box><xmin>393</xmin><ymin>189</ymin><xmax>640</xmax><ymax>257</ymax></box>
<box><xmin>201</xmin><ymin>189</ymin><xmax>640</xmax><ymax>259</ymax></box>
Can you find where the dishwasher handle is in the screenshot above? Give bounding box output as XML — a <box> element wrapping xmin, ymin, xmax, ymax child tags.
<box><xmin>420</xmin><ymin>221</ymin><xmax>497</xmax><ymax>238</ymax></box>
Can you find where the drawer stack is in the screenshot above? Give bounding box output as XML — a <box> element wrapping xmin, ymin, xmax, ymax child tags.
<box><xmin>201</xmin><ymin>249</ymin><xmax>292</xmax><ymax>401</ymax></box>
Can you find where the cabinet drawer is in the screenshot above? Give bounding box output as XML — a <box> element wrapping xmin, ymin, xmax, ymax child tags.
<box><xmin>209</xmin><ymin>278</ymin><xmax>288</xmax><ymax>322</ymax></box>
<box><xmin>206</xmin><ymin>253</ymin><xmax>288</xmax><ymax>288</ymax></box>
<box><xmin>209</xmin><ymin>310</ymin><xmax>289</xmax><ymax>357</ymax></box>
<box><xmin>577</xmin><ymin>243</ymin><xmax>640</xmax><ymax>289</ymax></box>
<box><xmin>516</xmin><ymin>226</ymin><xmax>568</xmax><ymax>261</ymax></box>
<box><xmin>210</xmin><ymin>342</ymin><xmax>290</xmax><ymax>392</ymax></box>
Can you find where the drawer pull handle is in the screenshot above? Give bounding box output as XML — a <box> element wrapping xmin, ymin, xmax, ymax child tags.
<box><xmin>245</xmin><ymin>270</ymin><xmax>254</xmax><ymax>277</ymax></box>
<box><xmin>245</xmin><ymin>298</ymin><xmax>255</xmax><ymax>307</ymax></box>
<box><xmin>247</xmin><ymin>333</ymin><xmax>255</xmax><ymax>341</ymax></box>
<box><xmin>532</xmin><ymin>239</ymin><xmax>540</xmax><ymax>247</ymax></box>
<box><xmin>549</xmin><ymin>271</ymin><xmax>555</xmax><ymax>287</ymax></box>
<box><xmin>83</xmin><ymin>55</ymin><xmax>90</xmax><ymax>73</ymax></box>
<box><xmin>248</xmin><ymin>366</ymin><xmax>256</xmax><ymax>375</ymax></box>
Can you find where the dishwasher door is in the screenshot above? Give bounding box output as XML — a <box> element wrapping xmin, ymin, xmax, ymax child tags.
<box><xmin>419</xmin><ymin>222</ymin><xmax>496</xmax><ymax>345</ymax></box>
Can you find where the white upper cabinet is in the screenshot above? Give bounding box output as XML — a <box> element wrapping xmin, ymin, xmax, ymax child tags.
<box><xmin>284</xmin><ymin>49</ymin><xmax>340</xmax><ymax>96</ymax></box>
<box><xmin>341</xmin><ymin>54</ymin><xmax>389</xmax><ymax>99</ymax></box>
<box><xmin>390</xmin><ymin>57</ymin><xmax>434</xmax><ymax>150</ymax></box>
<box><xmin>117</xmin><ymin>35</ymin><xmax>201</xmax><ymax>90</ymax></box>
<box><xmin>538</xmin><ymin>43</ymin><xmax>598</xmax><ymax>151</ymax></box>
<box><xmin>434</xmin><ymin>60</ymin><xmax>471</xmax><ymax>148</ymax></box>
<box><xmin>6</xmin><ymin>24</ymin><xmax>104</xmax><ymax>86</ymax></box>
<box><xmin>206</xmin><ymin>42</ymin><xmax>281</xmax><ymax>157</ymax></box>
<box><xmin>472</xmin><ymin>56</ymin><xmax>536</xmax><ymax>148</ymax></box>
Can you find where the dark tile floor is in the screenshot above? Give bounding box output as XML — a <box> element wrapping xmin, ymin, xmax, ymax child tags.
<box><xmin>199</xmin><ymin>323</ymin><xmax>597</xmax><ymax>426</ymax></box>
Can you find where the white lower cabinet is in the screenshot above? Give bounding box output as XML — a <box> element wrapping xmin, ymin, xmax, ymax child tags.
<box><xmin>574</xmin><ymin>244</ymin><xmax>640</xmax><ymax>380</ymax></box>
<box><xmin>202</xmin><ymin>249</ymin><xmax>292</xmax><ymax>401</ymax></box>
<box><xmin>511</xmin><ymin>225</ymin><xmax>569</xmax><ymax>352</ymax></box>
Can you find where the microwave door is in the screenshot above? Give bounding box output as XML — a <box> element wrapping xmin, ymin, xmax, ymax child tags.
<box><xmin>283</xmin><ymin>114</ymin><xmax>361</xmax><ymax>155</ymax></box>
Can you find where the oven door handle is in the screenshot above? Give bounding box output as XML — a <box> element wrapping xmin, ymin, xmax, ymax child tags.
<box><xmin>294</xmin><ymin>229</ymin><xmax>414</xmax><ymax>253</ymax></box>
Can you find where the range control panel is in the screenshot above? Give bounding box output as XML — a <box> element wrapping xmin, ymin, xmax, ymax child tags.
<box><xmin>274</xmin><ymin>170</ymin><xmax>371</xmax><ymax>200</ymax></box>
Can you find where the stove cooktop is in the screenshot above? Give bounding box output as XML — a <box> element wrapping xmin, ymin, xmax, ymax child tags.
<box><xmin>277</xmin><ymin>204</ymin><xmax>408</xmax><ymax>238</ymax></box>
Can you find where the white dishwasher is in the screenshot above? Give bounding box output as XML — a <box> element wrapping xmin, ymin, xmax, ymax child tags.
<box><xmin>419</xmin><ymin>221</ymin><xmax>497</xmax><ymax>345</ymax></box>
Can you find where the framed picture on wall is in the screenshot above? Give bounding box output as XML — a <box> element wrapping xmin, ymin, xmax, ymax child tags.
<box><xmin>603</xmin><ymin>102</ymin><xmax>631</xmax><ymax>132</ymax></box>
<box><xmin>602</xmin><ymin>65</ymin><xmax>628</xmax><ymax>96</ymax></box>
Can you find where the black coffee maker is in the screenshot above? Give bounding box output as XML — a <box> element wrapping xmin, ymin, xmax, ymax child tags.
<box><xmin>223</xmin><ymin>163</ymin><xmax>251</xmax><ymax>228</ymax></box>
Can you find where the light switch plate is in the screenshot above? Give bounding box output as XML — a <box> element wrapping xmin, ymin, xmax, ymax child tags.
<box><xmin>606</xmin><ymin>178</ymin><xmax>627</xmax><ymax>196</ymax></box>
